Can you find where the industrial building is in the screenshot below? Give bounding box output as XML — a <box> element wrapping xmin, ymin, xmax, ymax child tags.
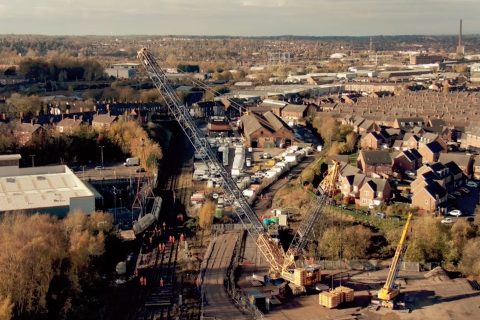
<box><xmin>0</xmin><ymin>154</ymin><xmax>96</xmax><ymax>216</ymax></box>
<box><xmin>105</xmin><ymin>62</ymin><xmax>140</xmax><ymax>79</ymax></box>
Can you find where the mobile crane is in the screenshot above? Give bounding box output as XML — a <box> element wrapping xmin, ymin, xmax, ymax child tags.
<box><xmin>137</xmin><ymin>48</ymin><xmax>340</xmax><ymax>286</ymax></box>
<box><xmin>376</xmin><ymin>213</ymin><xmax>413</xmax><ymax>308</ymax></box>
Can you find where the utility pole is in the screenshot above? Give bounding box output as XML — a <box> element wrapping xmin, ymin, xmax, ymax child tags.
<box><xmin>29</xmin><ymin>154</ymin><xmax>36</xmax><ymax>167</ymax></box>
<box><xmin>99</xmin><ymin>145</ymin><xmax>104</xmax><ymax>167</ymax></box>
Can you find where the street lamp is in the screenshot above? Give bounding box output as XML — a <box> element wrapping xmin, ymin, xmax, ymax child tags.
<box><xmin>29</xmin><ymin>154</ymin><xmax>36</xmax><ymax>167</ymax></box>
<box><xmin>112</xmin><ymin>186</ymin><xmax>118</xmax><ymax>224</ymax></box>
<box><xmin>99</xmin><ymin>145</ymin><xmax>104</xmax><ymax>168</ymax></box>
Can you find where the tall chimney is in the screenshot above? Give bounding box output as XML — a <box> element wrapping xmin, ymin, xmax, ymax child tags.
<box><xmin>459</xmin><ymin>19</ymin><xmax>463</xmax><ymax>47</ymax></box>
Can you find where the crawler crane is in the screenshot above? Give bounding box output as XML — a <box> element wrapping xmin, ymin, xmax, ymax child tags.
<box><xmin>377</xmin><ymin>213</ymin><xmax>413</xmax><ymax>308</ymax></box>
<box><xmin>137</xmin><ymin>48</ymin><xmax>340</xmax><ymax>287</ymax></box>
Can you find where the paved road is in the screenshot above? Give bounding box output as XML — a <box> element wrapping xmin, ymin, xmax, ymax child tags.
<box><xmin>203</xmin><ymin>232</ymin><xmax>248</xmax><ymax>320</ymax></box>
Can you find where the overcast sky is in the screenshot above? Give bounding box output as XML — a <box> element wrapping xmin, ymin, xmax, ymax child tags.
<box><xmin>0</xmin><ymin>0</ymin><xmax>478</xmax><ymax>36</ymax></box>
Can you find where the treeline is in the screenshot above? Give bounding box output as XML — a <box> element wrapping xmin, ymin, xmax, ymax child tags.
<box><xmin>0</xmin><ymin>120</ymin><xmax>163</xmax><ymax>172</ymax></box>
<box><xmin>0</xmin><ymin>211</ymin><xmax>113</xmax><ymax>319</ymax></box>
<box><xmin>19</xmin><ymin>58</ymin><xmax>104</xmax><ymax>82</ymax></box>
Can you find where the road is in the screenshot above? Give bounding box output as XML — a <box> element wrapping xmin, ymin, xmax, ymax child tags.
<box><xmin>203</xmin><ymin>232</ymin><xmax>247</xmax><ymax>320</ymax></box>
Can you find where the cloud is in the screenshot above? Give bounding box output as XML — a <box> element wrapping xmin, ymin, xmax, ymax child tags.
<box><xmin>0</xmin><ymin>0</ymin><xmax>478</xmax><ymax>35</ymax></box>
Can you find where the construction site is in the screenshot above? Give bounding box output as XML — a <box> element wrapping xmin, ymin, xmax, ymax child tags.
<box><xmin>106</xmin><ymin>49</ymin><xmax>480</xmax><ymax>320</ymax></box>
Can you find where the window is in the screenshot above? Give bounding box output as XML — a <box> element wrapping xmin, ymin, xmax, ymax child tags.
<box><xmin>425</xmin><ymin>199</ymin><xmax>429</xmax><ymax>205</ymax></box>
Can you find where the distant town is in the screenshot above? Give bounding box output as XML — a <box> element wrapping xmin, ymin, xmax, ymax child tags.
<box><xmin>1</xmin><ymin>19</ymin><xmax>480</xmax><ymax>320</ymax></box>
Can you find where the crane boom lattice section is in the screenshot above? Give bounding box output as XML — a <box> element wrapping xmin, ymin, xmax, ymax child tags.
<box><xmin>284</xmin><ymin>161</ymin><xmax>341</xmax><ymax>270</ymax></box>
<box><xmin>137</xmin><ymin>48</ymin><xmax>286</xmax><ymax>273</ymax></box>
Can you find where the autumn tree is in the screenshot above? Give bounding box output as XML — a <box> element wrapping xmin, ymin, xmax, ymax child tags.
<box><xmin>6</xmin><ymin>93</ymin><xmax>42</xmax><ymax>116</ymax></box>
<box><xmin>198</xmin><ymin>201</ymin><xmax>216</xmax><ymax>229</ymax></box>
<box><xmin>405</xmin><ymin>216</ymin><xmax>450</xmax><ymax>263</ymax></box>
<box><xmin>318</xmin><ymin>225</ymin><xmax>371</xmax><ymax>260</ymax></box>
<box><xmin>458</xmin><ymin>238</ymin><xmax>480</xmax><ymax>277</ymax></box>
<box><xmin>312</xmin><ymin>116</ymin><xmax>340</xmax><ymax>146</ymax></box>
<box><xmin>108</xmin><ymin>119</ymin><xmax>163</xmax><ymax>171</ymax></box>
<box><xmin>0</xmin><ymin>296</ymin><xmax>13</xmax><ymax>320</ymax></box>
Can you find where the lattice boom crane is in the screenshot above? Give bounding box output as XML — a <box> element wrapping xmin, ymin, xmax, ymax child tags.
<box><xmin>138</xmin><ymin>48</ymin><xmax>339</xmax><ymax>285</ymax></box>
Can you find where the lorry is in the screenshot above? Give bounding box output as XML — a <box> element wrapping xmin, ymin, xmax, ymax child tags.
<box><xmin>124</xmin><ymin>157</ymin><xmax>140</xmax><ymax>166</ymax></box>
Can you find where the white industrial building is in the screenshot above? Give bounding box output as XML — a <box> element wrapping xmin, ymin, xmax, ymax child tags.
<box><xmin>0</xmin><ymin>154</ymin><xmax>95</xmax><ymax>215</ymax></box>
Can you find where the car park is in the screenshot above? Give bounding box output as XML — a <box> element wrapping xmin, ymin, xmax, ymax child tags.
<box><xmin>441</xmin><ymin>217</ymin><xmax>454</xmax><ymax>224</ymax></box>
<box><xmin>448</xmin><ymin>209</ymin><xmax>462</xmax><ymax>217</ymax></box>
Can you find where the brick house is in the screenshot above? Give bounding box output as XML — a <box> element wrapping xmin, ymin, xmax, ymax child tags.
<box><xmin>393</xmin><ymin>149</ymin><xmax>423</xmax><ymax>172</ymax></box>
<box><xmin>418</xmin><ymin>141</ymin><xmax>443</xmax><ymax>163</ymax></box>
<box><xmin>56</xmin><ymin>116</ymin><xmax>83</xmax><ymax>134</ymax></box>
<box><xmin>358</xmin><ymin>120</ymin><xmax>380</xmax><ymax>135</ymax></box>
<box><xmin>357</xmin><ymin>178</ymin><xmax>392</xmax><ymax>207</ymax></box>
<box><xmin>361</xmin><ymin>131</ymin><xmax>391</xmax><ymax>150</ymax></box>
<box><xmin>402</xmin><ymin>134</ymin><xmax>420</xmax><ymax>150</ymax></box>
<box><xmin>419</xmin><ymin>132</ymin><xmax>448</xmax><ymax>152</ymax></box>
<box><xmin>13</xmin><ymin>122</ymin><xmax>46</xmax><ymax>146</ymax></box>
<box><xmin>357</xmin><ymin>150</ymin><xmax>393</xmax><ymax>177</ymax></box>
<box><xmin>239</xmin><ymin>111</ymin><xmax>294</xmax><ymax>148</ymax></box>
<box><xmin>439</xmin><ymin>153</ymin><xmax>474</xmax><ymax>179</ymax></box>
<box><xmin>92</xmin><ymin>113</ymin><xmax>118</xmax><ymax>131</ymax></box>
<box><xmin>411</xmin><ymin>179</ymin><xmax>448</xmax><ymax>213</ymax></box>
<box><xmin>461</xmin><ymin>126</ymin><xmax>480</xmax><ymax>151</ymax></box>
<box><xmin>281</xmin><ymin>104</ymin><xmax>308</xmax><ymax>123</ymax></box>
<box><xmin>393</xmin><ymin>117</ymin><xmax>425</xmax><ymax>130</ymax></box>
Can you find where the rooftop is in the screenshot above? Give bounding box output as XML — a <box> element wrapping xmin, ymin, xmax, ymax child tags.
<box><xmin>0</xmin><ymin>164</ymin><xmax>94</xmax><ymax>212</ymax></box>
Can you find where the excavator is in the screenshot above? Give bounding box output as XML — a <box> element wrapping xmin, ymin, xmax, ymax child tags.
<box><xmin>137</xmin><ymin>48</ymin><xmax>341</xmax><ymax>287</ymax></box>
<box><xmin>376</xmin><ymin>213</ymin><xmax>413</xmax><ymax>308</ymax></box>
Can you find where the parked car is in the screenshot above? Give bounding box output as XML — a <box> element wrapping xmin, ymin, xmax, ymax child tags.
<box><xmin>448</xmin><ymin>209</ymin><xmax>462</xmax><ymax>217</ymax></box>
<box><xmin>441</xmin><ymin>217</ymin><xmax>454</xmax><ymax>224</ymax></box>
<box><xmin>94</xmin><ymin>165</ymin><xmax>105</xmax><ymax>170</ymax></box>
<box><xmin>262</xmin><ymin>152</ymin><xmax>271</xmax><ymax>159</ymax></box>
<box><xmin>467</xmin><ymin>181</ymin><xmax>478</xmax><ymax>188</ymax></box>
<box><xmin>405</xmin><ymin>170</ymin><xmax>415</xmax><ymax>177</ymax></box>
<box><xmin>375</xmin><ymin>212</ymin><xmax>386</xmax><ymax>219</ymax></box>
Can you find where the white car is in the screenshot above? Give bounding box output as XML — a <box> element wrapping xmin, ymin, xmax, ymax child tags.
<box><xmin>467</xmin><ymin>181</ymin><xmax>478</xmax><ymax>188</ymax></box>
<box><xmin>448</xmin><ymin>209</ymin><xmax>462</xmax><ymax>217</ymax></box>
<box><xmin>405</xmin><ymin>171</ymin><xmax>415</xmax><ymax>177</ymax></box>
<box><xmin>441</xmin><ymin>217</ymin><xmax>454</xmax><ymax>224</ymax></box>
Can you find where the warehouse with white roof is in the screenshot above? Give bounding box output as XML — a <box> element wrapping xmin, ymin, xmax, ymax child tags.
<box><xmin>0</xmin><ymin>154</ymin><xmax>95</xmax><ymax>215</ymax></box>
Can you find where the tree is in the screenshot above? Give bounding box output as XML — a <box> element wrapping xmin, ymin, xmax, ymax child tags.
<box><xmin>458</xmin><ymin>238</ymin><xmax>480</xmax><ymax>277</ymax></box>
<box><xmin>199</xmin><ymin>201</ymin><xmax>216</xmax><ymax>229</ymax></box>
<box><xmin>0</xmin><ymin>296</ymin><xmax>12</xmax><ymax>320</ymax></box>
<box><xmin>405</xmin><ymin>216</ymin><xmax>450</xmax><ymax>263</ymax></box>
<box><xmin>312</xmin><ymin>116</ymin><xmax>339</xmax><ymax>146</ymax></box>
<box><xmin>7</xmin><ymin>93</ymin><xmax>42</xmax><ymax>116</ymax></box>
<box><xmin>318</xmin><ymin>225</ymin><xmax>371</xmax><ymax>260</ymax></box>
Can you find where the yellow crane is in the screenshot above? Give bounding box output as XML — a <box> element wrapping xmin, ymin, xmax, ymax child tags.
<box><xmin>137</xmin><ymin>48</ymin><xmax>341</xmax><ymax>288</ymax></box>
<box><xmin>377</xmin><ymin>213</ymin><xmax>413</xmax><ymax>308</ymax></box>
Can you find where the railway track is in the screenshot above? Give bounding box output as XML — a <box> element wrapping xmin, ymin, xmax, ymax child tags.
<box><xmin>128</xmin><ymin>121</ymin><xmax>196</xmax><ymax>320</ymax></box>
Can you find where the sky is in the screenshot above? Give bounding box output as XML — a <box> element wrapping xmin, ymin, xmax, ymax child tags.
<box><xmin>0</xmin><ymin>0</ymin><xmax>478</xmax><ymax>36</ymax></box>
